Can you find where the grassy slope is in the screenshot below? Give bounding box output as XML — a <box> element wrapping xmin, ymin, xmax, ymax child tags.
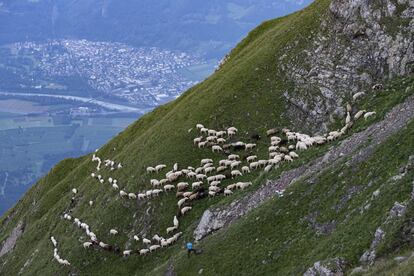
<box><xmin>0</xmin><ymin>0</ymin><xmax>413</xmax><ymax>275</ymax></box>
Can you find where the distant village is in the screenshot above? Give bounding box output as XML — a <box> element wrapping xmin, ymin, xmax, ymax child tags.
<box><xmin>10</xmin><ymin>40</ymin><xmax>206</xmax><ymax>107</ymax></box>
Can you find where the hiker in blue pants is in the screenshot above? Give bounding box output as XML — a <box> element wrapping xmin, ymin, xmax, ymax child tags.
<box><xmin>186</xmin><ymin>242</ymin><xmax>196</xmax><ymax>258</ymax></box>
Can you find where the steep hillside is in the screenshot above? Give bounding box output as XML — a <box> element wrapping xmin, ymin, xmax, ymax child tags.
<box><xmin>0</xmin><ymin>0</ymin><xmax>413</xmax><ymax>275</ymax></box>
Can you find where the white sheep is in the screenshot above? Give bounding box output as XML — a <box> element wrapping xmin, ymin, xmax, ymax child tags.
<box><xmin>149</xmin><ymin>245</ymin><xmax>161</xmax><ymax>252</ymax></box>
<box><xmin>246</xmin><ymin>155</ymin><xmax>257</xmax><ymax>163</ymax></box>
<box><xmin>364</xmin><ymin>111</ymin><xmax>376</xmax><ymax>120</ymax></box>
<box><xmin>138</xmin><ymin>193</ymin><xmax>146</xmax><ymax>200</ymax></box>
<box><xmin>128</xmin><ymin>193</ymin><xmax>137</xmax><ymax>199</ymax></box>
<box><xmin>354</xmin><ymin>110</ymin><xmax>366</xmax><ymax>120</ymax></box>
<box><xmin>191</xmin><ymin>182</ymin><xmax>203</xmax><ymax>189</ymax></box>
<box><xmin>123</xmin><ymin>250</ymin><xmax>132</xmax><ymax>257</ymax></box>
<box><xmin>264</xmin><ymin>164</ymin><xmax>273</xmax><ymax>172</ymax></box>
<box><xmin>212</xmin><ymin>145</ymin><xmax>223</xmax><ymax>152</ymax></box>
<box><xmin>193</xmin><ymin>137</ymin><xmax>203</xmax><ymax>145</ymax></box>
<box><xmin>109</xmin><ymin>229</ymin><xmax>118</xmax><ymax>235</ymax></box>
<box><xmin>250</xmin><ymin>162</ymin><xmax>259</xmax><ymax>170</ymax></box>
<box><xmin>177</xmin><ymin>197</ymin><xmax>188</xmax><ymax>208</ymax></box>
<box><xmin>196</xmin><ymin>174</ymin><xmax>207</xmax><ymax>181</ymax></box>
<box><xmin>353</xmin><ymin>92</ymin><xmax>365</xmax><ymax>101</ymax></box>
<box><xmin>72</xmin><ymin>188</ymin><xmax>77</xmax><ymax>194</ymax></box>
<box><xmin>289</xmin><ymin>151</ymin><xmax>299</xmax><ymax>158</ymax></box>
<box><xmin>99</xmin><ymin>242</ymin><xmax>109</xmax><ymax>249</ymax></box>
<box><xmin>196</xmin><ymin>123</ymin><xmax>204</xmax><ymax>130</ymax></box>
<box><xmin>245</xmin><ymin>143</ymin><xmax>256</xmax><ymax>150</ymax></box>
<box><xmin>241</xmin><ymin>166</ymin><xmax>250</xmax><ymax>174</ymax></box>
<box><xmin>112</xmin><ymin>183</ymin><xmax>119</xmax><ymax>190</ymax></box>
<box><xmin>83</xmin><ymin>242</ymin><xmax>93</xmax><ymax>249</ymax></box>
<box><xmin>146</xmin><ymin>167</ymin><xmax>156</xmax><ymax>173</ymax></box>
<box><xmin>345</xmin><ymin>112</ymin><xmax>352</xmax><ymax>124</ymax></box>
<box><xmin>173</xmin><ymin>163</ymin><xmax>178</xmax><ymax>172</ymax></box>
<box><xmin>155</xmin><ymin>164</ymin><xmax>167</xmax><ymax>172</ymax></box>
<box><xmin>217</xmin><ymin>138</ymin><xmax>226</xmax><ymax>144</ymax></box>
<box><xmin>198</xmin><ymin>141</ymin><xmax>207</xmax><ymax>148</ymax></box>
<box><xmin>50</xmin><ymin>236</ymin><xmax>57</xmax><ymax>247</ymax></box>
<box><xmin>139</xmin><ymin>249</ymin><xmax>149</xmax><ymax>255</ymax></box>
<box><xmin>167</xmin><ymin>226</ymin><xmax>177</xmax><ymax>234</ymax></box>
<box><xmin>143</xmin><ymin>238</ymin><xmax>151</xmax><ymax>245</ymax></box>
<box><xmin>164</xmin><ymin>184</ymin><xmax>175</xmax><ymax>192</ymax></box>
<box><xmin>228</xmin><ymin>154</ymin><xmax>240</xmax><ymax>160</ymax></box>
<box><xmin>296</xmin><ymin>141</ymin><xmax>307</xmax><ymax>150</ymax></box>
<box><xmin>119</xmin><ymin>190</ymin><xmax>127</xmax><ymax>197</ymax></box>
<box><xmin>231</xmin><ymin>170</ymin><xmax>242</xmax><ymax>178</ymax></box>
<box><xmin>230</xmin><ymin>161</ymin><xmax>241</xmax><ymax>169</ymax></box>
<box><xmin>201</xmin><ymin>158</ymin><xmax>213</xmax><ymax>165</ymax></box>
<box><xmin>284</xmin><ymin>155</ymin><xmax>293</xmax><ymax>162</ymax></box>
<box><xmin>181</xmin><ymin>206</ymin><xmax>192</xmax><ymax>215</ymax></box>
<box><xmin>134</xmin><ymin>235</ymin><xmax>140</xmax><ymax>241</ymax></box>
<box><xmin>224</xmin><ymin>189</ymin><xmax>233</xmax><ymax>196</ymax></box>
<box><xmin>177</xmin><ymin>182</ymin><xmax>189</xmax><ymax>191</ymax></box>
<box><xmin>173</xmin><ymin>216</ymin><xmax>179</xmax><ymax>228</ymax></box>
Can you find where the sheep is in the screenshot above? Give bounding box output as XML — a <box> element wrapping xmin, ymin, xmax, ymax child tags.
<box><xmin>72</xmin><ymin>188</ymin><xmax>77</xmax><ymax>194</ymax></box>
<box><xmin>196</xmin><ymin>123</ymin><xmax>204</xmax><ymax>130</ymax></box>
<box><xmin>193</xmin><ymin>137</ymin><xmax>203</xmax><ymax>145</ymax></box>
<box><xmin>224</xmin><ymin>189</ymin><xmax>233</xmax><ymax>196</ymax></box>
<box><xmin>289</xmin><ymin>151</ymin><xmax>299</xmax><ymax>158</ymax></box>
<box><xmin>296</xmin><ymin>141</ymin><xmax>307</xmax><ymax>150</ymax></box>
<box><xmin>161</xmin><ymin>239</ymin><xmax>170</xmax><ymax>248</ymax></box>
<box><xmin>200</xmin><ymin>127</ymin><xmax>209</xmax><ymax>134</ymax></box>
<box><xmin>230</xmin><ymin>161</ymin><xmax>241</xmax><ymax>169</ymax></box>
<box><xmin>227</xmin><ymin>127</ymin><xmax>238</xmax><ymax>133</ymax></box>
<box><xmin>264</xmin><ymin>164</ymin><xmax>273</xmax><ymax>172</ymax></box>
<box><xmin>123</xmin><ymin>250</ymin><xmax>132</xmax><ymax>257</ymax></box>
<box><xmin>237</xmin><ymin>182</ymin><xmax>252</xmax><ymax>190</ymax></box>
<box><xmin>372</xmin><ymin>84</ymin><xmax>383</xmax><ymax>90</ymax></box>
<box><xmin>198</xmin><ymin>141</ymin><xmax>207</xmax><ymax>148</ymax></box>
<box><xmin>268</xmin><ymin>146</ymin><xmax>278</xmax><ymax>152</ymax></box>
<box><xmin>177</xmin><ymin>182</ymin><xmax>189</xmax><ymax>191</ymax></box>
<box><xmin>364</xmin><ymin>111</ymin><xmax>376</xmax><ymax>120</ymax></box>
<box><xmin>128</xmin><ymin>193</ymin><xmax>137</xmax><ymax>199</ymax></box>
<box><xmin>133</xmin><ymin>235</ymin><xmax>140</xmax><ymax>241</ymax></box>
<box><xmin>284</xmin><ymin>155</ymin><xmax>293</xmax><ymax>162</ymax></box>
<box><xmin>345</xmin><ymin>112</ymin><xmax>352</xmax><ymax>124</ymax></box>
<box><xmin>173</xmin><ymin>216</ymin><xmax>179</xmax><ymax>228</ymax></box>
<box><xmin>91</xmin><ymin>173</ymin><xmax>96</xmax><ymax>178</ymax></box>
<box><xmin>210</xmin><ymin>180</ymin><xmax>221</xmax><ymax>186</ymax></box>
<box><xmin>246</xmin><ymin>155</ymin><xmax>257</xmax><ymax>163</ymax></box>
<box><xmin>51</xmin><ymin>236</ymin><xmax>57</xmax><ymax>247</ymax></box>
<box><xmin>83</xmin><ymin>242</ymin><xmax>93</xmax><ymax>249</ymax></box>
<box><xmin>201</xmin><ymin>158</ymin><xmax>213</xmax><ymax>165</ymax></box>
<box><xmin>146</xmin><ymin>190</ymin><xmax>153</xmax><ymax>197</ymax></box>
<box><xmin>150</xmin><ymin>245</ymin><xmax>161</xmax><ymax>252</ymax></box>
<box><xmin>150</xmin><ymin>179</ymin><xmax>160</xmax><ymax>187</ymax></box>
<box><xmin>99</xmin><ymin>242</ymin><xmax>109</xmax><ymax>249</ymax></box>
<box><xmin>181</xmin><ymin>206</ymin><xmax>192</xmax><ymax>215</ymax></box>
<box><xmin>228</xmin><ymin>154</ymin><xmax>240</xmax><ymax>160</ymax></box>
<box><xmin>231</xmin><ymin>170</ymin><xmax>243</xmax><ymax>178</ymax></box>
<box><xmin>117</xmin><ymin>163</ymin><xmax>122</xmax><ymax>169</ymax></box>
<box><xmin>147</xmin><ymin>167</ymin><xmax>156</xmax><ymax>173</ymax></box>
<box><xmin>216</xmin><ymin>166</ymin><xmax>227</xmax><ymax>173</ymax></box>
<box><xmin>164</xmin><ymin>184</ymin><xmax>175</xmax><ymax>192</ymax></box>
<box><xmin>208</xmin><ymin>129</ymin><xmax>217</xmax><ymax>136</ymax></box>
<box><xmin>140</xmin><ymin>249</ymin><xmax>150</xmax><ymax>255</ymax></box>
<box><xmin>353</xmin><ymin>92</ymin><xmax>365</xmax><ymax>101</ymax></box>
<box><xmin>137</xmin><ymin>193</ymin><xmax>146</xmax><ymax>200</ymax></box>
<box><xmin>109</xmin><ymin>229</ymin><xmax>118</xmax><ymax>235</ymax></box>
<box><xmin>183</xmin><ymin>191</ymin><xmax>193</xmax><ymax>197</ymax></box>
<box><xmin>155</xmin><ymin>164</ymin><xmax>167</xmax><ymax>172</ymax></box>
<box><xmin>216</xmin><ymin>131</ymin><xmax>227</xmax><ymax>137</ymax></box>
<box><xmin>177</xmin><ymin>197</ymin><xmax>188</xmax><ymax>208</ymax></box>
<box><xmin>250</xmin><ymin>162</ymin><xmax>260</xmax><ymax>170</ymax></box>
<box><xmin>245</xmin><ymin>143</ymin><xmax>256</xmax><ymax>150</ymax></box>
<box><xmin>143</xmin><ymin>238</ymin><xmax>151</xmax><ymax>245</ymax></box>
<box><xmin>241</xmin><ymin>166</ymin><xmax>250</xmax><ymax>174</ymax></box>
<box><xmin>196</xmin><ymin>174</ymin><xmax>207</xmax><ymax>181</ymax></box>
<box><xmin>212</xmin><ymin>145</ymin><xmax>223</xmax><ymax>152</ymax></box>
<box><xmin>208</xmin><ymin>191</ymin><xmax>217</xmax><ymax>197</ymax></box>
<box><xmin>266</xmin><ymin>128</ymin><xmax>278</xmax><ymax>136</ymax></box>
<box><xmin>204</xmin><ymin>167</ymin><xmax>215</xmax><ymax>174</ymax></box>
<box><xmin>167</xmin><ymin>226</ymin><xmax>177</xmax><ymax>234</ymax></box>
<box><xmin>191</xmin><ymin>182</ymin><xmax>203</xmax><ymax>189</ymax></box>
<box><xmin>111</xmin><ymin>183</ymin><xmax>119</xmax><ymax>190</ymax></box>
<box><xmin>217</xmin><ymin>138</ymin><xmax>226</xmax><ymax>144</ymax></box>
<box><xmin>206</xmin><ymin>136</ymin><xmax>217</xmax><ymax>142</ymax></box>
<box><xmin>215</xmin><ymin>174</ymin><xmax>226</xmax><ymax>181</ymax></box>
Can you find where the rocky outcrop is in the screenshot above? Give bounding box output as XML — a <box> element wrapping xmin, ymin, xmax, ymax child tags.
<box><xmin>280</xmin><ymin>0</ymin><xmax>414</xmax><ymax>132</ymax></box>
<box><xmin>304</xmin><ymin>257</ymin><xmax>348</xmax><ymax>276</ymax></box>
<box><xmin>0</xmin><ymin>221</ymin><xmax>24</xmax><ymax>258</ymax></box>
<box><xmin>194</xmin><ymin>93</ymin><xmax>414</xmax><ymax>241</ymax></box>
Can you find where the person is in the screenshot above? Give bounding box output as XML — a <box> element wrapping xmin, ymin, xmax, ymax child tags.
<box><xmin>186</xmin><ymin>242</ymin><xmax>196</xmax><ymax>258</ymax></box>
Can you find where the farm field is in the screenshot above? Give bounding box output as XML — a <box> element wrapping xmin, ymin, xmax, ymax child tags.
<box><xmin>0</xmin><ymin>98</ymin><xmax>138</xmax><ymax>215</ymax></box>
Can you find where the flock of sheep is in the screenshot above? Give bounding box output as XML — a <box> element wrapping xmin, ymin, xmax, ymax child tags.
<box><xmin>50</xmin><ymin>88</ymin><xmax>377</xmax><ymax>267</ymax></box>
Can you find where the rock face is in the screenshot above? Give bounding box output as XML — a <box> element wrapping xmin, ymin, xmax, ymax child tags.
<box><xmin>0</xmin><ymin>221</ymin><xmax>24</xmax><ymax>258</ymax></box>
<box><xmin>280</xmin><ymin>0</ymin><xmax>414</xmax><ymax>132</ymax></box>
<box><xmin>304</xmin><ymin>257</ymin><xmax>348</xmax><ymax>276</ymax></box>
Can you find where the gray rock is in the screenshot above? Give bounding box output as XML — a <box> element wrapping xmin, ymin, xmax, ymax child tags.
<box><xmin>304</xmin><ymin>257</ymin><xmax>347</xmax><ymax>276</ymax></box>
<box><xmin>0</xmin><ymin>221</ymin><xmax>24</xmax><ymax>258</ymax></box>
<box><xmin>389</xmin><ymin>202</ymin><xmax>407</xmax><ymax>218</ymax></box>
